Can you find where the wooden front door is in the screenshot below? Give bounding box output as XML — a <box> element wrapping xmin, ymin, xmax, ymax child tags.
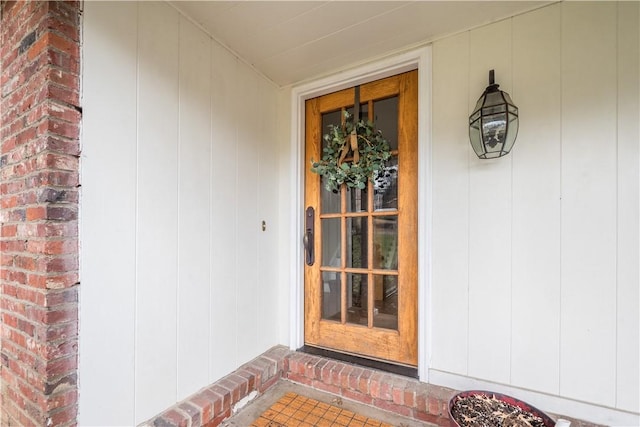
<box><xmin>304</xmin><ymin>70</ymin><xmax>418</xmax><ymax>366</ymax></box>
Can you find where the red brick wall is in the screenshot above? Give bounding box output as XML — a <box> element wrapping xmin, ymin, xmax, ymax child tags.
<box><xmin>0</xmin><ymin>1</ymin><xmax>81</xmax><ymax>425</ymax></box>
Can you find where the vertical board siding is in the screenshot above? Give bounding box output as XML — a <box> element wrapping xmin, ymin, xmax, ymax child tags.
<box><xmin>510</xmin><ymin>4</ymin><xmax>561</xmax><ymax>395</ymax></box>
<box><xmin>431</xmin><ymin>1</ymin><xmax>639</xmax><ymax>416</ymax></box>
<box><xmin>81</xmin><ymin>3</ymin><xmax>282</xmax><ymax>424</ymax></box>
<box><xmin>177</xmin><ymin>16</ymin><xmax>212</xmax><ymax>400</ymax></box>
<box><xmin>276</xmin><ymin>89</ymin><xmax>292</xmax><ymax>346</ymax></box>
<box><xmin>136</xmin><ymin>2</ymin><xmax>180</xmax><ymax>421</ymax></box>
<box><xmin>560</xmin><ymin>2</ymin><xmax>618</xmax><ymax>407</ymax></box>
<box><xmin>210</xmin><ymin>41</ymin><xmax>240</xmax><ymax>383</ymax></box>
<box><xmin>258</xmin><ymin>79</ymin><xmax>281</xmax><ymax>351</ymax></box>
<box><xmin>79</xmin><ymin>2</ymin><xmax>138</xmax><ymax>425</ymax></box>
<box><xmin>466</xmin><ymin>20</ymin><xmax>513</xmax><ymax>384</ymax></box>
<box><xmin>615</xmin><ymin>1</ymin><xmax>640</xmax><ymax>413</ymax></box>
<box><xmin>235</xmin><ymin>62</ymin><xmax>261</xmax><ymax>365</ymax></box>
<box><xmin>431</xmin><ymin>31</ymin><xmax>470</xmax><ymax>376</ymax></box>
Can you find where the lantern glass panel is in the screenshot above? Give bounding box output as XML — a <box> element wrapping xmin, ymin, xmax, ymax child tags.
<box><xmin>469</xmin><ymin>120</ymin><xmax>483</xmax><ymax>156</ymax></box>
<box><xmin>504</xmin><ymin>113</ymin><xmax>519</xmax><ymax>153</ymax></box>
<box><xmin>502</xmin><ymin>91</ymin><xmax>515</xmax><ymax>105</ymax></box>
<box><xmin>484</xmin><ymin>91</ymin><xmax>505</xmax><ymax>107</ymax></box>
<box><xmin>473</xmin><ymin>96</ymin><xmax>484</xmax><ymax>112</ymax></box>
<box><xmin>481</xmin><ymin>114</ymin><xmax>507</xmax><ymax>149</ymax></box>
<box><xmin>482</xmin><ymin>104</ymin><xmax>506</xmax><ymax>115</ymax></box>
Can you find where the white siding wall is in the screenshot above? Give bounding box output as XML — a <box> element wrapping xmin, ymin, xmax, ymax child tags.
<box><xmin>80</xmin><ymin>2</ymin><xmax>281</xmax><ymax>425</ymax></box>
<box><xmin>430</xmin><ymin>1</ymin><xmax>639</xmax><ymax>422</ymax></box>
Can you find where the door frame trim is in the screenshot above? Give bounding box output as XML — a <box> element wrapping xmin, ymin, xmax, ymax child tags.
<box><xmin>288</xmin><ymin>47</ymin><xmax>433</xmax><ymax>381</ymax></box>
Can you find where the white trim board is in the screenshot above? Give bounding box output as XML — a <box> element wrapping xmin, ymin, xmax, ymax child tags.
<box><xmin>429</xmin><ymin>369</ymin><xmax>640</xmax><ymax>427</ymax></box>
<box><xmin>288</xmin><ymin>47</ymin><xmax>433</xmax><ymax>382</ymax></box>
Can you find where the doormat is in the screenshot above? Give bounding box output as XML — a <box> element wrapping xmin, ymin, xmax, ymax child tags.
<box><xmin>250</xmin><ymin>392</ymin><xmax>394</xmax><ymax>427</ymax></box>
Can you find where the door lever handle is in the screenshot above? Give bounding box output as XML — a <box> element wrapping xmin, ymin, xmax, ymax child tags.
<box><xmin>304</xmin><ymin>230</ymin><xmax>314</xmax><ymax>266</ymax></box>
<box><xmin>304</xmin><ymin>207</ymin><xmax>314</xmax><ymax>266</ymax></box>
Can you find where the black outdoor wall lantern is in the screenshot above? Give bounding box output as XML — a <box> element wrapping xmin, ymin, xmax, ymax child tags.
<box><xmin>469</xmin><ymin>70</ymin><xmax>519</xmax><ymax>159</ymax></box>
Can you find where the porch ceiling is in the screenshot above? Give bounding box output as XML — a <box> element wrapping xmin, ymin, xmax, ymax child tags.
<box><xmin>170</xmin><ymin>1</ymin><xmax>550</xmax><ymax>87</ymax></box>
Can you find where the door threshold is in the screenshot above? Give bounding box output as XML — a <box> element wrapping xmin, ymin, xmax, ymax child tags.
<box><xmin>299</xmin><ymin>345</ymin><xmax>418</xmax><ymax>379</ymax></box>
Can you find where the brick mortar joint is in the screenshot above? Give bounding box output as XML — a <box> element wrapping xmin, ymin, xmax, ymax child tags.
<box><xmin>1</xmin><ymin>81</ymin><xmax>82</xmax><ymax>107</ymax></box>
<box><xmin>47</xmin><ymin>76</ymin><xmax>82</xmax><ymax>95</ymax></box>
<box><xmin>0</xmin><ymin>160</ymin><xmax>79</xmax><ymax>175</ymax></box>
<box><xmin>0</xmin><ymin>122</ymin><xmax>80</xmax><ymax>145</ymax></box>
<box><xmin>2</xmin><ymin>348</ymin><xmax>78</xmax><ymax>370</ymax></box>
<box><xmin>0</xmin><ymin>286</ymin><xmax>77</xmax><ymax>297</ymax></box>
<box><xmin>0</xmin><ymin>169</ymin><xmax>79</xmax><ymax>181</ymax></box>
<box><xmin>1</xmin><ymin>251</ymin><xmax>78</xmax><ymax>258</ymax></box>
<box><xmin>12</xmin><ymin>189</ymin><xmax>81</xmax><ymax>198</ymax></box>
<box><xmin>0</xmin><ymin>157</ymin><xmax>79</xmax><ymax>168</ymax></box>
<box><xmin>0</xmin><ymin>293</ymin><xmax>77</xmax><ymax>309</ymax></box>
<box><xmin>1</xmin><ymin>98</ymin><xmax>81</xmax><ymax>134</ymax></box>
<box><xmin>0</xmin><ymin>313</ymin><xmax>79</xmax><ymax>333</ymax></box>
<box><xmin>46</xmin><ymin>96</ymin><xmax>82</xmax><ymax>117</ymax></box>
<box><xmin>1</xmin><ymin>350</ymin><xmax>78</xmax><ymax>383</ymax></box>
<box><xmin>0</xmin><ymin>55</ymin><xmax>80</xmax><ymax>87</ymax></box>
<box><xmin>0</xmin><ymin>238</ymin><xmax>78</xmax><ymax>245</ymax></box>
<box><xmin>2</xmin><ymin>207</ymin><xmax>80</xmax><ymax>217</ymax></box>
<box><xmin>173</xmin><ymin>405</ymin><xmax>196</xmax><ymax>424</ymax></box>
<box><xmin>1</xmin><ymin>355</ymin><xmax>77</xmax><ymax>391</ymax></box>
<box><xmin>6</xmin><ymin>216</ymin><xmax>78</xmax><ymax>226</ymax></box>
<box><xmin>0</xmin><ymin>67</ymin><xmax>81</xmax><ymax>101</ymax></box>
<box><xmin>0</xmin><ymin>184</ymin><xmax>78</xmax><ymax>195</ymax></box>
<box><xmin>1</xmin><ymin>286</ymin><xmax>79</xmax><ymax>304</ymax></box>
<box><xmin>0</xmin><ymin>189</ymin><xmax>79</xmax><ymax>202</ymax></box>
<box><xmin>0</xmin><ymin>263</ymin><xmax>79</xmax><ymax>271</ymax></box>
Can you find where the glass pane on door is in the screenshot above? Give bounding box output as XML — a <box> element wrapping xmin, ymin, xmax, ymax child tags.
<box><xmin>374</xmin><ymin>157</ymin><xmax>398</xmax><ymax>211</ymax></box>
<box><xmin>347</xmin><ymin>186</ymin><xmax>368</xmax><ymax>213</ymax></box>
<box><xmin>346</xmin><ymin>273</ymin><xmax>368</xmax><ymax>326</ymax></box>
<box><xmin>346</xmin><ymin>217</ymin><xmax>367</xmax><ymax>268</ymax></box>
<box><xmin>321</xmin><ymin>110</ymin><xmax>342</xmax><ymax>214</ymax></box>
<box><xmin>321</xmin><ymin>181</ymin><xmax>341</xmax><ymax>214</ymax></box>
<box><xmin>373</xmin><ymin>274</ymin><xmax>398</xmax><ymax>330</ymax></box>
<box><xmin>321</xmin><ymin>218</ymin><xmax>341</xmax><ymax>267</ymax></box>
<box><xmin>373</xmin><ymin>216</ymin><xmax>398</xmax><ymax>270</ymax></box>
<box><xmin>322</xmin><ymin>271</ymin><xmax>341</xmax><ymax>321</ymax></box>
<box><xmin>374</xmin><ymin>97</ymin><xmax>398</xmax><ymax>150</ymax></box>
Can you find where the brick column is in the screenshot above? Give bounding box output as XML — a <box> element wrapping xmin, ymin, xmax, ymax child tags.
<box><xmin>0</xmin><ymin>1</ymin><xmax>81</xmax><ymax>425</ymax></box>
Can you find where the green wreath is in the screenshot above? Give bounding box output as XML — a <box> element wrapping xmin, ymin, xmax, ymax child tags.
<box><xmin>311</xmin><ymin>111</ymin><xmax>391</xmax><ymax>193</ymax></box>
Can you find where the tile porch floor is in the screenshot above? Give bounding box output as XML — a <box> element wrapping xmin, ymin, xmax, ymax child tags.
<box><xmin>221</xmin><ymin>381</ymin><xmax>432</xmax><ymax>427</ymax></box>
